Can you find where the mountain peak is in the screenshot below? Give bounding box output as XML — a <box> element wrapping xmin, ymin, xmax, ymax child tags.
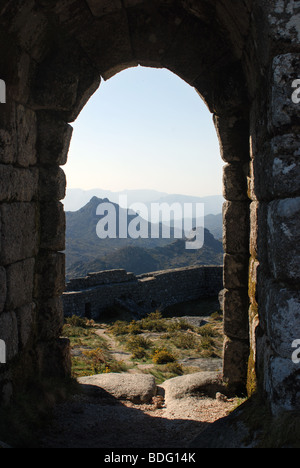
<box><xmin>89</xmin><ymin>196</ymin><xmax>104</xmax><ymax>204</ymax></box>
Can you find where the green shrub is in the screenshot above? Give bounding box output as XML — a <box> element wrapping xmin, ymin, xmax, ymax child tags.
<box><xmin>210</xmin><ymin>311</ymin><xmax>223</xmax><ymax>322</ymax></box>
<box><xmin>141</xmin><ymin>311</ymin><xmax>168</xmax><ymax>332</ymax></box>
<box><xmin>200</xmin><ymin>335</ymin><xmax>215</xmax><ymax>350</ymax></box>
<box><xmin>125</xmin><ymin>335</ymin><xmax>153</xmax><ymax>360</ymax></box>
<box><xmin>152</xmin><ymin>348</ymin><xmax>176</xmax><ymax>364</ymax></box>
<box><xmin>128</xmin><ymin>320</ymin><xmax>143</xmax><ymax>335</ymax></box>
<box><xmin>167</xmin><ymin>319</ymin><xmax>190</xmax><ymax>332</ymax></box>
<box><xmin>65</xmin><ymin>315</ymin><xmax>88</xmax><ymax>328</ymax></box>
<box><xmin>125</xmin><ymin>335</ymin><xmax>152</xmax><ymax>351</ymax></box>
<box><xmin>199</xmin><ymin>324</ymin><xmax>218</xmax><ymax>337</ymax></box>
<box><xmin>171</xmin><ymin>332</ymin><xmax>198</xmax><ymax>349</ymax></box>
<box><xmin>110</xmin><ymin>320</ymin><xmax>130</xmax><ymax>335</ymax></box>
<box><xmin>163</xmin><ymin>362</ymin><xmax>184</xmax><ymax>376</ymax></box>
<box><xmin>131</xmin><ymin>346</ymin><xmax>148</xmax><ymax>359</ymax></box>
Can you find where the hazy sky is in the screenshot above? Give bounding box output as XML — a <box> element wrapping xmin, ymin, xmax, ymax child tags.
<box><xmin>64</xmin><ymin>66</ymin><xmax>223</xmax><ymax>198</ymax></box>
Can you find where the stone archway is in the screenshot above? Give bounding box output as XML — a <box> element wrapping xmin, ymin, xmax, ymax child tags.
<box><xmin>0</xmin><ymin>0</ymin><xmax>299</xmax><ymax>417</ymax></box>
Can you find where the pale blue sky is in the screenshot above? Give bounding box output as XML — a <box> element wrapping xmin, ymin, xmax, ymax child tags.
<box><xmin>64</xmin><ymin>66</ymin><xmax>223</xmax><ymax>197</ymax></box>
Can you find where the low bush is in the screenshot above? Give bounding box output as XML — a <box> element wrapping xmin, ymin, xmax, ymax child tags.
<box><xmin>167</xmin><ymin>319</ymin><xmax>191</xmax><ymax>332</ymax></box>
<box><xmin>152</xmin><ymin>348</ymin><xmax>177</xmax><ymax>364</ymax></box>
<box><xmin>125</xmin><ymin>335</ymin><xmax>153</xmax><ymax>359</ymax></box>
<box><xmin>171</xmin><ymin>332</ymin><xmax>198</xmax><ymax>349</ymax></box>
<box><xmin>65</xmin><ymin>315</ymin><xmax>88</xmax><ymax>328</ymax></box>
<box><xmin>110</xmin><ymin>320</ymin><xmax>130</xmax><ymax>336</ymax></box>
<box><xmin>141</xmin><ymin>311</ymin><xmax>168</xmax><ymax>332</ymax></box>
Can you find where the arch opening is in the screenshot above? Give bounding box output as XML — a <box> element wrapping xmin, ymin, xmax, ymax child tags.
<box><xmin>0</xmin><ymin>0</ymin><xmax>255</xmax><ymax>411</ymax></box>
<box><xmin>63</xmin><ymin>65</ymin><xmax>227</xmax><ymax>383</ymax></box>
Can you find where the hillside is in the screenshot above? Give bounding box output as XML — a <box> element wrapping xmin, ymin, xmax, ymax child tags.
<box><xmin>65</xmin><ymin>196</ymin><xmax>180</xmax><ymax>268</ymax></box>
<box><xmin>65</xmin><ymin>197</ymin><xmax>223</xmax><ymax>279</ymax></box>
<box><xmin>66</xmin><ymin>229</ymin><xmax>223</xmax><ymax>279</ymax></box>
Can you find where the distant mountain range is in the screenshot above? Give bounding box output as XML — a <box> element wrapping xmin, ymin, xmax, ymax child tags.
<box><xmin>63</xmin><ymin>188</ymin><xmax>224</xmax><ymax>217</ymax></box>
<box><xmin>65</xmin><ymin>196</ymin><xmax>223</xmax><ymax>280</ymax></box>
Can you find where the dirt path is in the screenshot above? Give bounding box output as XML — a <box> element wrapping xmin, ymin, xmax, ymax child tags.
<box><xmin>96</xmin><ymin>328</ymin><xmax>155</xmax><ymax>374</ymax></box>
<box><xmin>96</xmin><ymin>328</ymin><xmax>132</xmax><ymax>364</ymax></box>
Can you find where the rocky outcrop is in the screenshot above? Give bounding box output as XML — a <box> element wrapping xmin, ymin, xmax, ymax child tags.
<box><xmin>78</xmin><ymin>373</ymin><xmax>157</xmax><ymax>404</ymax></box>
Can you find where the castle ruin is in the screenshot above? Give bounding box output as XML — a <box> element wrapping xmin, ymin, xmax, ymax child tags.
<box><xmin>63</xmin><ymin>266</ymin><xmax>223</xmax><ymax>319</ymax></box>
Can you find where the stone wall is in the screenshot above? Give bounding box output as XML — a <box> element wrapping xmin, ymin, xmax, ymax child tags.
<box><xmin>63</xmin><ymin>266</ymin><xmax>223</xmax><ymax>320</ymax></box>
<box><xmin>0</xmin><ymin>0</ymin><xmax>299</xmax><ymax>416</ymax></box>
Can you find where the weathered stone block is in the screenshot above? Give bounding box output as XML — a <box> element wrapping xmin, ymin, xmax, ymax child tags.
<box><xmin>250</xmin><ymin>134</ymin><xmax>300</xmax><ymax>200</ymax></box>
<box><xmin>52</xmin><ymin>0</ymin><xmax>94</xmax><ymax>40</ymax></box>
<box><xmin>194</xmin><ymin>60</ymin><xmax>247</xmax><ymax>115</ymax></box>
<box><xmin>0</xmin><ymin>102</ymin><xmax>17</xmax><ymax>164</ymax></box>
<box><xmin>223</xmin><ymin>336</ymin><xmax>249</xmax><ymax>392</ymax></box>
<box><xmin>16</xmin><ymin>302</ymin><xmax>36</xmax><ymax>349</ymax></box>
<box><xmin>223</xmin><ymin>163</ymin><xmax>248</xmax><ymax>201</ymax></box>
<box><xmin>37</xmin><ymin>337</ymin><xmax>71</xmax><ymax>378</ymax></box>
<box><xmin>86</xmin><ymin>0</ymin><xmax>122</xmax><ymax>17</ymax></box>
<box><xmin>16</xmin><ymin>104</ymin><xmax>37</xmax><ymax>167</ymax></box>
<box><xmin>223</xmin><ymin>254</ymin><xmax>249</xmax><ymax>289</ymax></box>
<box><xmin>270</xmin><ymin>53</ymin><xmax>300</xmax><ymax>129</ymax></box>
<box><xmin>267</xmin><ymin>197</ymin><xmax>300</xmax><ymax>282</ymax></box>
<box><xmin>0</xmin><ymin>129</ymin><xmax>16</xmax><ymax>164</ymax></box>
<box><xmin>37</xmin><ymin>297</ymin><xmax>64</xmax><ymax>341</ymax></box>
<box><xmin>31</xmin><ymin>49</ymin><xmax>80</xmax><ymax>112</ymax></box>
<box><xmin>40</xmin><ymin>202</ymin><xmax>65</xmax><ymax>251</ymax></box>
<box><xmin>267</xmin><ymin>3</ymin><xmax>300</xmax><ymax>46</ymax></box>
<box><xmin>78</xmin><ymin>11</ymin><xmax>134</xmax><ymax>81</ymax></box>
<box><xmin>0</xmin><ymin>202</ymin><xmax>39</xmax><ymax>265</ymax></box>
<box><xmin>0</xmin><ymin>266</ymin><xmax>6</xmax><ymax>313</ymax></box>
<box><xmin>0</xmin><ymin>311</ymin><xmax>18</xmax><ymax>362</ymax></box>
<box><xmin>6</xmin><ymin>258</ymin><xmax>35</xmax><ymax>310</ymax></box>
<box><xmin>268</xmin><ymin>134</ymin><xmax>300</xmax><ymax>198</ymax></box>
<box><xmin>128</xmin><ymin>2</ymin><xmax>184</xmax><ymax>70</ymax></box>
<box><xmin>0</xmin><ymin>165</ymin><xmax>38</xmax><ymax>202</ymax></box>
<box><xmin>223</xmin><ymin>288</ymin><xmax>249</xmax><ymax>340</ymax></box>
<box><xmin>30</xmin><ymin>40</ymin><xmax>100</xmax><ymax>122</ymax></box>
<box><xmin>35</xmin><ymin>252</ymin><xmax>65</xmax><ymax>299</ymax></box>
<box><xmin>213</xmin><ymin>114</ymin><xmax>249</xmax><ymax>163</ymax></box>
<box><xmin>37</xmin><ymin>111</ymin><xmax>73</xmax><ymax>166</ymax></box>
<box><xmin>13</xmin><ymin>9</ymin><xmax>49</xmax><ymax>62</ymax></box>
<box><xmin>39</xmin><ymin>166</ymin><xmax>66</xmax><ymax>201</ymax></box>
<box><xmin>265</xmin><ymin>356</ymin><xmax>300</xmax><ymax>414</ymax></box>
<box><xmin>223</xmin><ymin>201</ymin><xmax>249</xmax><ymax>254</ymax></box>
<box><xmin>263</xmin><ymin>279</ymin><xmax>300</xmax><ymax>361</ymax></box>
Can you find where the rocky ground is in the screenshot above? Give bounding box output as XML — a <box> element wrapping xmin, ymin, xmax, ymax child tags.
<box><xmin>38</xmin><ymin>372</ymin><xmax>241</xmax><ymax>448</ymax></box>
<box><xmin>36</xmin><ymin>311</ymin><xmax>244</xmax><ymax>448</ymax></box>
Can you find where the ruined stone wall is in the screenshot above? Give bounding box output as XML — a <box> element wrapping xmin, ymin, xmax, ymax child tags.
<box><xmin>0</xmin><ymin>0</ymin><xmax>299</xmax><ymax>416</ymax></box>
<box><xmin>247</xmin><ymin>19</ymin><xmax>300</xmax><ymax>412</ymax></box>
<box><xmin>63</xmin><ymin>266</ymin><xmax>223</xmax><ymax>320</ymax></box>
